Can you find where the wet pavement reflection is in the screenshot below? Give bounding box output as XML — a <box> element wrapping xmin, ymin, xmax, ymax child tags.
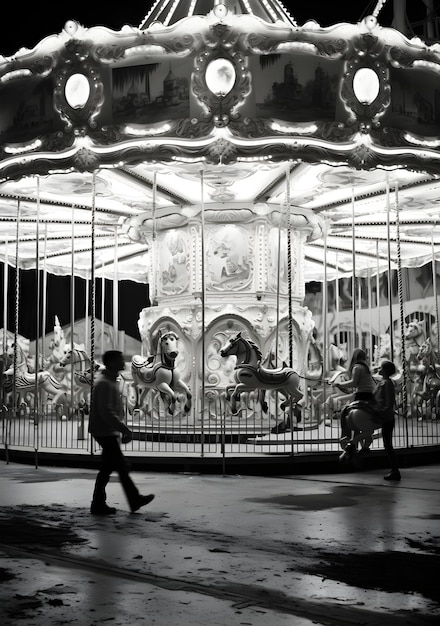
<box><xmin>0</xmin><ymin>462</ymin><xmax>439</xmax><ymax>625</ymax></box>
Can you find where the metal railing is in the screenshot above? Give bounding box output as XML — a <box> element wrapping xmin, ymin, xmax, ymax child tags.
<box><xmin>1</xmin><ymin>387</ymin><xmax>439</xmax><ymax>464</ymax></box>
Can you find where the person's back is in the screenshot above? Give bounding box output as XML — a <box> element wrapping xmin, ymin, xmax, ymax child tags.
<box><xmin>89</xmin><ymin>350</ymin><xmax>155</xmax><ymax>515</ymax></box>
<box><xmin>376</xmin><ymin>360</ymin><xmax>401</xmax><ymax>481</ymax></box>
<box><xmin>372</xmin><ymin>365</ymin><xmax>396</xmax><ymax>424</ymax></box>
<box><xmin>88</xmin><ymin>369</ymin><xmax>125</xmax><ymax>438</ymax></box>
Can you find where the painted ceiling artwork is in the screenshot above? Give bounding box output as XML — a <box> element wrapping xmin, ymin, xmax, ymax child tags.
<box><xmin>1</xmin><ymin>0</ymin><xmax>440</xmax><ymax>284</ymax></box>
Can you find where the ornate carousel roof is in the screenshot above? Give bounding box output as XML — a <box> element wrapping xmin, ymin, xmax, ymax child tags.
<box><xmin>1</xmin><ymin>0</ymin><xmax>440</xmax><ymax>283</ymax></box>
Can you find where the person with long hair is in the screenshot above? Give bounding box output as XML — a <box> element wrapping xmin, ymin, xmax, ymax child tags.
<box><xmin>336</xmin><ymin>347</ymin><xmax>376</xmax><ymax>440</ymax></box>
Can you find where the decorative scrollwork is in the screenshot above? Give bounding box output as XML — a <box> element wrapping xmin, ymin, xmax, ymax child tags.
<box><xmin>53</xmin><ymin>41</ymin><xmax>105</xmax><ymax>131</ymax></box>
<box><xmin>340</xmin><ymin>54</ymin><xmax>390</xmax><ymax>126</ymax></box>
<box><xmin>192</xmin><ymin>40</ymin><xmax>251</xmax><ymax>126</ymax></box>
<box><xmin>347</xmin><ymin>144</ymin><xmax>378</xmax><ymax>170</ymax></box>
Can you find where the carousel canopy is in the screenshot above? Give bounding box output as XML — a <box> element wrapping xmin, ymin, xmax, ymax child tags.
<box><xmin>1</xmin><ymin>0</ymin><xmax>440</xmax><ymax>283</ymax></box>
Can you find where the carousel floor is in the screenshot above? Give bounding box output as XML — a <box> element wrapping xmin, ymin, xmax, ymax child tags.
<box><xmin>0</xmin><ymin>461</ymin><xmax>438</xmax><ymax>625</ymax></box>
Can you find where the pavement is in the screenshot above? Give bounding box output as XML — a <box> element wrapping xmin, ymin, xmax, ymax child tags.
<box><xmin>0</xmin><ymin>460</ymin><xmax>439</xmax><ymax>626</ymax></box>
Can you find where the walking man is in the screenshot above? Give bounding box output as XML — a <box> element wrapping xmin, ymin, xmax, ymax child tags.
<box><xmin>88</xmin><ymin>350</ymin><xmax>155</xmax><ymax>515</ymax></box>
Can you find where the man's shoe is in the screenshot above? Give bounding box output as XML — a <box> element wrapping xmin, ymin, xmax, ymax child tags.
<box><xmin>131</xmin><ymin>494</ymin><xmax>155</xmax><ymax>513</ymax></box>
<box><xmin>90</xmin><ymin>503</ymin><xmax>117</xmax><ymax>515</ymax></box>
<box><xmin>384</xmin><ymin>471</ymin><xmax>401</xmax><ymax>481</ymax></box>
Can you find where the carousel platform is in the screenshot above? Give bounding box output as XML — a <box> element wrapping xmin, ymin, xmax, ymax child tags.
<box><xmin>1</xmin><ymin>439</ymin><xmax>439</xmax><ymax>477</ymax></box>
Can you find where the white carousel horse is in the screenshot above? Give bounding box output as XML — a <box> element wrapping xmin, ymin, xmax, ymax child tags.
<box><xmin>59</xmin><ymin>347</ymin><xmax>102</xmax><ymax>407</ymax></box>
<box><xmin>327</xmin><ymin>343</ymin><xmax>347</xmax><ymax>373</ymax></box>
<box><xmin>3</xmin><ymin>341</ymin><xmax>68</xmax><ymax>410</ymax></box>
<box><xmin>219</xmin><ymin>332</ymin><xmax>303</xmax><ymax>418</ymax></box>
<box><xmin>405</xmin><ymin>320</ymin><xmax>426</xmax><ymax>404</ymax></box>
<box><xmin>131</xmin><ymin>331</ymin><xmax>192</xmax><ymax>416</ymax></box>
<box><xmin>47</xmin><ymin>316</ymin><xmax>85</xmax><ymax>376</ymax></box>
<box><xmin>315</xmin><ymin>344</ymin><xmax>351</xmax><ymax>421</ymax></box>
<box><xmin>49</xmin><ymin>316</ymin><xmax>66</xmax><ymax>360</ymax></box>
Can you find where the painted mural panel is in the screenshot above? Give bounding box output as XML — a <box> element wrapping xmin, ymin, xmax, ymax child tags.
<box><xmin>251</xmin><ymin>54</ymin><xmax>341</xmax><ymax>123</ymax></box>
<box><xmin>382</xmin><ymin>66</ymin><xmax>440</xmax><ymax>136</ymax></box>
<box><xmin>304</xmin><ymin>262</ymin><xmax>440</xmax><ymax>315</ymax></box>
<box><xmin>112</xmin><ymin>59</ymin><xmax>191</xmax><ymax>124</ymax></box>
<box><xmin>0</xmin><ymin>76</ymin><xmax>60</xmax><ymax>142</ymax></box>
<box><xmin>206</xmin><ymin>224</ymin><xmax>252</xmax><ymax>291</ymax></box>
<box><xmin>267</xmin><ymin>227</ymin><xmax>288</xmax><ymax>294</ymax></box>
<box><xmin>158</xmin><ymin>230</ymin><xmax>190</xmax><ymax>296</ymax></box>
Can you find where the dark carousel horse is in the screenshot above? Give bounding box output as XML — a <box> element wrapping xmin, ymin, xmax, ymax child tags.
<box><xmin>339</xmin><ymin>403</ymin><xmax>392</xmax><ymax>460</ymax></box>
<box><xmin>131</xmin><ymin>331</ymin><xmax>192</xmax><ymax>416</ymax></box>
<box><xmin>219</xmin><ymin>332</ymin><xmax>303</xmax><ymax>426</ymax></box>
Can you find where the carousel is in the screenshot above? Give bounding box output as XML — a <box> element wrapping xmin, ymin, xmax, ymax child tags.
<box><xmin>1</xmin><ymin>0</ymin><xmax>440</xmax><ymax>467</ymax></box>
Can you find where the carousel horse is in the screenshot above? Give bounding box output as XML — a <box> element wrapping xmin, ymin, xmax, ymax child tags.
<box><xmin>257</xmin><ymin>350</ymin><xmax>288</xmax><ymax>414</ymax></box>
<box><xmin>48</xmin><ymin>316</ymin><xmax>85</xmax><ymax>377</ymax></box>
<box><xmin>59</xmin><ymin>347</ymin><xmax>102</xmax><ymax>408</ymax></box>
<box><xmin>0</xmin><ymin>350</ymin><xmax>12</xmax><ymax>407</ymax></box>
<box><xmin>415</xmin><ymin>338</ymin><xmax>440</xmax><ymax>418</ymax></box>
<box><xmin>47</xmin><ymin>315</ymin><xmax>68</xmax><ymax>374</ymax></box>
<box><xmin>321</xmin><ymin>370</ymin><xmax>353</xmax><ymax>421</ymax></box>
<box><xmin>219</xmin><ymin>332</ymin><xmax>303</xmax><ymax>420</ymax></box>
<box><xmin>339</xmin><ymin>402</ymin><xmax>391</xmax><ymax>460</ymax></box>
<box><xmin>318</xmin><ymin>344</ymin><xmax>351</xmax><ymax>421</ymax></box>
<box><xmin>3</xmin><ymin>341</ymin><xmax>68</xmax><ymax>411</ymax></box>
<box><xmin>131</xmin><ymin>331</ymin><xmax>192</xmax><ymax>416</ymax></box>
<box><xmin>405</xmin><ymin>320</ymin><xmax>426</xmax><ymax>381</ymax></box>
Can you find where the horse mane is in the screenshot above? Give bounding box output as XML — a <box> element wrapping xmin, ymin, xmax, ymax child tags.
<box><xmin>245</xmin><ymin>337</ymin><xmax>262</xmax><ymax>362</ymax></box>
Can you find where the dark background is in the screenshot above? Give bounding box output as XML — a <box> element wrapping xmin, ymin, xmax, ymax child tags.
<box><xmin>0</xmin><ymin>1</ymin><xmax>430</xmax><ymax>57</ymax></box>
<box><xmin>0</xmin><ymin>1</ymin><xmax>434</xmax><ymax>340</ymax></box>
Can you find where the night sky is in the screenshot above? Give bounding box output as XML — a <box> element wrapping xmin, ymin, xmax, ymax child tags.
<box><xmin>0</xmin><ymin>1</ymin><xmax>423</xmax><ymax>57</ymax></box>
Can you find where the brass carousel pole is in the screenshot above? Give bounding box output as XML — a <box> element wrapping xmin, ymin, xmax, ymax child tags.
<box><xmin>351</xmin><ymin>186</ymin><xmax>357</xmax><ymax>350</ymax></box>
<box><xmin>395</xmin><ymin>184</ymin><xmax>409</xmax><ymax>436</ymax></box>
<box><xmin>286</xmin><ymin>164</ymin><xmax>293</xmax><ymax>368</ymax></box>
<box><xmin>275</xmin><ymin>226</ymin><xmax>281</xmax><ymax>367</ymax></box>
<box><xmin>7</xmin><ymin>200</ymin><xmax>21</xmax><ymax>464</ymax></box>
<box><xmin>113</xmin><ymin>226</ymin><xmax>119</xmax><ymax>351</ymax></box>
<box><xmin>200</xmin><ymin>169</ymin><xmax>206</xmax><ymax>458</ymax></box>
<box><xmin>33</xmin><ymin>178</ymin><xmax>41</xmax><ymax>467</ymax></box>
<box><xmin>41</xmin><ymin>224</ymin><xmax>48</xmax><ymax>361</ymax></box>
<box><xmin>3</xmin><ymin>237</ymin><xmax>8</xmax><ymax>353</ymax></box>
<box><xmin>12</xmin><ymin>200</ymin><xmax>21</xmax><ymax>418</ymax></box>
<box><xmin>432</xmin><ymin>229</ymin><xmax>440</xmax><ymax>357</ymax></box>
<box><xmin>101</xmin><ymin>259</ymin><xmax>105</xmax><ymax>356</ymax></box>
<box><xmin>335</xmin><ymin>250</ymin><xmax>340</xmax><ymax>354</ymax></box>
<box><xmin>84</xmin><ymin>274</ymin><xmax>89</xmax><ymax>354</ymax></box>
<box><xmin>285</xmin><ymin>164</ymin><xmax>295</xmax><ymax>440</ymax></box>
<box><xmin>386</xmin><ymin>175</ymin><xmax>395</xmax><ymax>360</ymax></box>
<box><xmin>322</xmin><ymin>222</ymin><xmax>328</xmax><ymax>413</ymax></box>
<box><xmin>89</xmin><ymin>173</ymin><xmax>97</xmax><ymax>453</ymax></box>
<box><xmin>376</xmin><ymin>240</ymin><xmax>382</xmax><ymax>361</ymax></box>
<box><xmin>1</xmin><ymin>239</ymin><xmax>7</xmax><ymax>416</ymax></box>
<box><xmin>70</xmin><ymin>206</ymin><xmax>75</xmax><ymax>414</ymax></box>
<box><xmin>151</xmin><ymin>171</ymin><xmax>157</xmax><ymax>306</ymax></box>
<box><xmin>368</xmin><ymin>265</ymin><xmax>373</xmax><ymax>364</ymax></box>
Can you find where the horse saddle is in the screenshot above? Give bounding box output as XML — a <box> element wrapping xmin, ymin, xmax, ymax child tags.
<box><xmin>347</xmin><ymin>400</ymin><xmax>393</xmax><ymax>424</ymax></box>
<box><xmin>241</xmin><ymin>364</ymin><xmax>292</xmax><ymax>385</ymax></box>
<box><xmin>132</xmin><ymin>356</ymin><xmax>173</xmax><ymax>383</ymax></box>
